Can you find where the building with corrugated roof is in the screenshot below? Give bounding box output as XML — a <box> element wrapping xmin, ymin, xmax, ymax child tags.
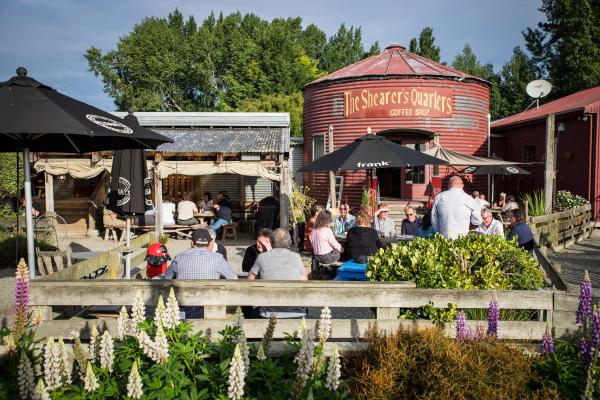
<box><xmin>302</xmin><ymin>43</ymin><xmax>492</xmax><ymax>209</ymax></box>
<box><xmin>491</xmin><ymin>85</ymin><xmax>600</xmax><ymax>219</ymax></box>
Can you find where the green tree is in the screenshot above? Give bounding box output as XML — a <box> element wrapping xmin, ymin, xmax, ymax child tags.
<box><xmin>0</xmin><ymin>153</ymin><xmax>23</xmax><ymax>198</ymax></box>
<box><xmin>409</xmin><ymin>27</ymin><xmax>441</xmax><ymax>62</ymax></box>
<box><xmin>452</xmin><ymin>44</ymin><xmax>503</xmax><ymax>119</ymax></box>
<box><xmin>523</xmin><ymin>0</ymin><xmax>600</xmax><ymax>97</ymax></box>
<box><xmin>322</xmin><ymin>24</ymin><xmax>378</xmax><ymax>72</ymax></box>
<box><xmin>498</xmin><ymin>47</ymin><xmax>537</xmax><ymax>117</ymax></box>
<box><xmin>238</xmin><ymin>92</ymin><xmax>304</xmax><ymax>136</ymax></box>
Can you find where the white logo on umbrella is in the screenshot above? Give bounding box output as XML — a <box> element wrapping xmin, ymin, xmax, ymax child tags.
<box><xmin>86</xmin><ymin>114</ymin><xmax>133</xmax><ymax>134</ymax></box>
<box><xmin>116</xmin><ymin>177</ymin><xmax>131</xmax><ymax>206</ymax></box>
<box><xmin>144</xmin><ymin>177</ymin><xmax>153</xmax><ymax>207</ymax></box>
<box><xmin>506</xmin><ymin>166</ymin><xmax>520</xmax><ymax>174</ymax></box>
<box><xmin>463</xmin><ymin>167</ymin><xmax>477</xmax><ymax>173</ymax></box>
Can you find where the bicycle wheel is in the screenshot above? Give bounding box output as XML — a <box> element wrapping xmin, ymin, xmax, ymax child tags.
<box><xmin>34</xmin><ymin>212</ymin><xmax>67</xmax><ymax>247</ymax></box>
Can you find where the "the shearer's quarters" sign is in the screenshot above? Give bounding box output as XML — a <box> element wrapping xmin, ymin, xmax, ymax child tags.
<box><xmin>344</xmin><ymin>87</ymin><xmax>454</xmax><ymax>118</ymax></box>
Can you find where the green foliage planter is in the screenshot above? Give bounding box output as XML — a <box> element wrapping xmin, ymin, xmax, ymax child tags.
<box><xmin>367</xmin><ymin>234</ymin><xmax>544</xmax><ymax>290</ymax></box>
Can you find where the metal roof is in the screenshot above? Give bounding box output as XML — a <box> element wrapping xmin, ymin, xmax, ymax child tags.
<box><xmin>492</xmin><ymin>85</ymin><xmax>600</xmax><ymax>129</ymax></box>
<box><xmin>304</xmin><ymin>43</ymin><xmax>490</xmax><ymax>89</ymax></box>
<box><xmin>111</xmin><ymin>112</ymin><xmax>290</xmax><ymax>127</ymax></box>
<box><xmin>153</xmin><ymin>127</ymin><xmax>289</xmax><ymax>154</ymax></box>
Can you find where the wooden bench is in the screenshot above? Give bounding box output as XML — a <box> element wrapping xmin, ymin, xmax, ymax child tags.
<box><xmin>36</xmin><ymin>248</ymin><xmax>72</xmax><ymax>277</ymax></box>
<box><xmin>222</xmin><ymin>222</ymin><xmax>239</xmax><ymax>240</ymax></box>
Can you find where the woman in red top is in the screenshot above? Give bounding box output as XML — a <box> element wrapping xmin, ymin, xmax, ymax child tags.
<box><xmin>303</xmin><ymin>204</ymin><xmax>323</xmax><ymax>252</ymax></box>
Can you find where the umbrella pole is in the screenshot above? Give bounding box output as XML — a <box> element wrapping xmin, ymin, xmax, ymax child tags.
<box><xmin>125</xmin><ymin>218</ymin><xmax>131</xmax><ymax>279</ymax></box>
<box><xmin>23</xmin><ymin>149</ymin><xmax>36</xmax><ymax>278</ymax></box>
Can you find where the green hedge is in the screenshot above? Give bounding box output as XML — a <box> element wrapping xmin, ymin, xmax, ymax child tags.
<box><xmin>367</xmin><ymin>234</ymin><xmax>545</xmax><ymax>290</ymax></box>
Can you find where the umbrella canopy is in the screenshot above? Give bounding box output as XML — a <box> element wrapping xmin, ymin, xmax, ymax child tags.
<box><xmin>423</xmin><ymin>145</ymin><xmax>514</xmax><ymax>166</ymax></box>
<box><xmin>300</xmin><ymin>134</ymin><xmax>447</xmax><ymax>172</ymax></box>
<box><xmin>0</xmin><ymin>68</ymin><xmax>173</xmax><ymax>152</ymax></box>
<box><xmin>459</xmin><ymin>164</ymin><xmax>530</xmax><ymax>175</ymax></box>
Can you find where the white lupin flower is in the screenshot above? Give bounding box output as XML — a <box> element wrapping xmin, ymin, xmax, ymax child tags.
<box><xmin>17</xmin><ymin>352</ymin><xmax>35</xmax><ymax>400</ymax></box>
<box><xmin>256</xmin><ymin>341</ymin><xmax>267</xmax><ymax>361</ymax></box>
<box><xmin>99</xmin><ymin>330</ymin><xmax>114</xmax><ymax>372</ymax></box>
<box><xmin>32</xmin><ymin>306</ymin><xmax>44</xmax><ymax>326</ymax></box>
<box><xmin>154</xmin><ymin>294</ymin><xmax>166</xmax><ymax>329</ymax></box>
<box><xmin>69</xmin><ymin>330</ymin><xmax>80</xmax><ymax>340</ymax></box>
<box><xmin>131</xmin><ymin>289</ymin><xmax>146</xmax><ymax>336</ymax></box>
<box><xmin>84</xmin><ymin>362</ymin><xmax>99</xmax><ymax>392</ymax></box>
<box><xmin>239</xmin><ymin>332</ymin><xmax>250</xmax><ymax>373</ymax></box>
<box><xmin>325</xmin><ymin>347</ymin><xmax>341</xmax><ymax>391</ymax></box>
<box><xmin>318</xmin><ymin>306</ymin><xmax>332</xmax><ymax>345</ymax></box>
<box><xmin>227</xmin><ymin>344</ymin><xmax>246</xmax><ymax>400</ymax></box>
<box><xmin>233</xmin><ymin>306</ymin><xmax>244</xmax><ymax>331</ymax></box>
<box><xmin>295</xmin><ymin>329</ymin><xmax>315</xmax><ymax>383</ymax></box>
<box><xmin>137</xmin><ymin>330</ymin><xmax>158</xmax><ymax>362</ymax></box>
<box><xmin>117</xmin><ymin>305</ymin><xmax>129</xmax><ymax>340</ymax></box>
<box><xmin>89</xmin><ymin>324</ymin><xmax>99</xmax><ymax>362</ymax></box>
<box><xmin>126</xmin><ymin>361</ymin><xmax>143</xmax><ymax>399</ymax></box>
<box><xmin>57</xmin><ymin>337</ymin><xmax>72</xmax><ymax>384</ymax></box>
<box><xmin>33</xmin><ymin>378</ymin><xmax>50</xmax><ymax>400</ymax></box>
<box><xmin>163</xmin><ymin>287</ymin><xmax>180</xmax><ymax>330</ymax></box>
<box><xmin>43</xmin><ymin>337</ymin><xmax>61</xmax><ymax>390</ymax></box>
<box><xmin>298</xmin><ymin>316</ymin><xmax>306</xmax><ymax>336</ymax></box>
<box><xmin>154</xmin><ymin>322</ymin><xmax>170</xmax><ymax>365</ymax></box>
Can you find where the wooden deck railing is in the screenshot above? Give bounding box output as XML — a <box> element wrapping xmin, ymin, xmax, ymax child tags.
<box><xmin>28</xmin><ymin>280</ymin><xmax>579</xmax><ymax>342</ymax></box>
<box><xmin>527</xmin><ymin>203</ymin><xmax>592</xmax><ymax>253</ymax></box>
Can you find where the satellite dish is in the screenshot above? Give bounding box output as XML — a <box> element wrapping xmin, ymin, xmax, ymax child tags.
<box><xmin>526</xmin><ymin>80</ymin><xmax>552</xmax><ymax>99</ymax></box>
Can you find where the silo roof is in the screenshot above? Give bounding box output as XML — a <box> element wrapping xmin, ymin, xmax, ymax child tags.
<box><xmin>305</xmin><ymin>43</ymin><xmax>491</xmax><ymax>89</ymax></box>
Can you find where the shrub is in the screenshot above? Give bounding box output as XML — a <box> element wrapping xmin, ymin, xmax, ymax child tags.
<box><xmin>290</xmin><ymin>185</ymin><xmax>315</xmax><ymax>223</ymax></box>
<box><xmin>0</xmin><ymin>232</ymin><xmax>55</xmax><ymax>269</ymax></box>
<box><xmin>554</xmin><ymin>190</ymin><xmax>589</xmax><ymax>211</ymax></box>
<box><xmin>344</xmin><ymin>327</ymin><xmax>559</xmax><ymax>399</ymax></box>
<box><xmin>367</xmin><ymin>234</ymin><xmax>545</xmax><ymax>290</ymax></box>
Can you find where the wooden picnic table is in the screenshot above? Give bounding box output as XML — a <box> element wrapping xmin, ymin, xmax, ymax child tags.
<box><xmin>194</xmin><ymin>211</ymin><xmax>215</xmax><ymax>225</ymax></box>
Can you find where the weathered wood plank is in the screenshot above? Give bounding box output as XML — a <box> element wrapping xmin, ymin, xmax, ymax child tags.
<box><xmin>32</xmin><ymin>318</ymin><xmax>547</xmax><ymax>340</ymax></box>
<box><xmin>529</xmin><ymin>204</ymin><xmax>591</xmax><ymax>224</ymax></box>
<box><xmin>29</xmin><ymin>281</ymin><xmax>551</xmax><ymax>309</ymax></box>
<box><xmin>553</xmin><ymin>292</ymin><xmax>579</xmax><ymax>312</ymax></box>
<box><xmin>534</xmin><ymin>248</ymin><xmax>568</xmax><ymax>291</ymax></box>
<box><xmin>553</xmin><ymin>310</ymin><xmax>578</xmax><ymax>338</ymax></box>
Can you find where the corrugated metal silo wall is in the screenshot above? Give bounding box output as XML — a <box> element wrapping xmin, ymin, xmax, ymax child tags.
<box><xmin>303</xmin><ymin>79</ymin><xmax>490</xmax><ymax>206</ymax></box>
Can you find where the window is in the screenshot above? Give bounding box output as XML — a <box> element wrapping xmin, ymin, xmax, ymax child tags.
<box><xmin>312</xmin><ymin>134</ymin><xmax>325</xmax><ymax>160</ymax></box>
<box><xmin>523</xmin><ymin>145</ymin><xmax>536</xmax><ymax>162</ymax></box>
<box><xmin>405</xmin><ymin>144</ymin><xmax>425</xmax><ymax>184</ymax></box>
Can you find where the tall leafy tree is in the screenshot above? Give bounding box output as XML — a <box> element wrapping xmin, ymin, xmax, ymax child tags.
<box><xmin>498</xmin><ymin>47</ymin><xmax>538</xmax><ymax>117</ymax></box>
<box><xmin>239</xmin><ymin>93</ymin><xmax>304</xmax><ymax>136</ymax></box>
<box><xmin>408</xmin><ymin>27</ymin><xmax>441</xmax><ymax>62</ymax></box>
<box><xmin>321</xmin><ymin>24</ymin><xmax>379</xmax><ymax>72</ymax></box>
<box><xmin>523</xmin><ymin>0</ymin><xmax>600</xmax><ymax>97</ymax></box>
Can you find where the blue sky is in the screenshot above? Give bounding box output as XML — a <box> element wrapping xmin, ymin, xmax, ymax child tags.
<box><xmin>0</xmin><ymin>0</ymin><xmax>545</xmax><ymax>111</ymax></box>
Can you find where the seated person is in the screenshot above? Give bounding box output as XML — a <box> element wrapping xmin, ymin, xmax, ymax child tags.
<box><xmin>303</xmin><ymin>204</ymin><xmax>323</xmax><ymax>253</ymax></box>
<box><xmin>333</xmin><ymin>203</ymin><xmax>356</xmax><ymax>237</ymax></box>
<box><xmin>507</xmin><ymin>209</ymin><xmax>534</xmax><ymax>251</ymax></box>
<box><xmin>502</xmin><ymin>195</ymin><xmax>519</xmax><ymax>213</ymax></box>
<box><xmin>161</xmin><ymin>199</ymin><xmax>176</xmax><ymax>226</ymax></box>
<box><xmin>103</xmin><ymin>208</ymin><xmax>126</xmax><ymax>229</ymax></box>
<box><xmin>346</xmin><ymin>211</ymin><xmax>380</xmax><ymax>263</ymax></box>
<box><xmin>477</xmin><ymin>193</ymin><xmax>491</xmax><ymax>209</ymax></box>
<box><xmin>212</xmin><ymin>201</ymin><xmax>232</xmax><ymax>233</ymax></box>
<box><xmin>242</xmin><ymin>228</ymin><xmax>274</xmax><ymax>272</ymax></box>
<box><xmin>176</xmin><ymin>195</ymin><xmax>199</xmax><ymax>225</ymax></box>
<box><xmin>248</xmin><ymin>228</ymin><xmax>307</xmax><ymax>318</ymax></box>
<box><xmin>162</xmin><ymin>228</ymin><xmax>238</xmax><ymax>279</ymax></box>
<box><xmin>206</xmin><ymin>226</ymin><xmax>228</xmax><ymax>260</ymax></box>
<box><xmin>197</xmin><ymin>191</ymin><xmax>214</xmax><ymax>211</ymax></box>
<box><xmin>416</xmin><ymin>212</ymin><xmax>435</xmax><ymax>238</ymax></box>
<box><xmin>216</xmin><ymin>191</ymin><xmax>233</xmax><ymax>209</ymax></box>
<box><xmin>494</xmin><ymin>192</ymin><xmax>507</xmax><ymax>208</ymax></box>
<box><xmin>373</xmin><ymin>203</ymin><xmax>396</xmax><ymax>238</ymax></box>
<box><xmin>476</xmin><ymin>208</ymin><xmax>504</xmax><ymax>236</ymax></box>
<box><xmin>310</xmin><ymin>210</ymin><xmax>343</xmax><ymax>264</ymax></box>
<box><xmin>400</xmin><ymin>206</ymin><xmax>421</xmax><ymax>236</ymax></box>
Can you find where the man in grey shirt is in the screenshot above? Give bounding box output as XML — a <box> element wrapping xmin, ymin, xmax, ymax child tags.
<box><xmin>248</xmin><ymin>228</ymin><xmax>308</xmax><ymax>318</ymax></box>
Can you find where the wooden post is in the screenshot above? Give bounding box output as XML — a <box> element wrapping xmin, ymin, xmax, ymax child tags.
<box><xmin>107</xmin><ymin>251</ymin><xmax>122</xmax><ymax>279</ymax></box>
<box><xmin>153</xmin><ymin>167</ymin><xmax>163</xmax><ymax>235</ymax></box>
<box><xmin>279</xmin><ymin>157</ymin><xmax>290</xmax><ymax>229</ymax></box>
<box><xmin>544</xmin><ymin>114</ymin><xmax>556</xmax><ymax>214</ymax></box>
<box><xmin>328</xmin><ymin>124</ymin><xmax>337</xmax><ymax>208</ymax></box>
<box><xmin>44</xmin><ymin>172</ymin><xmax>54</xmax><ymax>213</ymax></box>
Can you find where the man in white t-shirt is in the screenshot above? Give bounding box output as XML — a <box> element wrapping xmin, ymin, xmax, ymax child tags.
<box><xmin>177</xmin><ymin>195</ymin><xmax>199</xmax><ymax>225</ymax></box>
<box><xmin>475</xmin><ymin>209</ymin><xmax>504</xmax><ymax>236</ymax></box>
<box><xmin>161</xmin><ymin>199</ymin><xmax>176</xmax><ymax>226</ymax></box>
<box><xmin>431</xmin><ymin>176</ymin><xmax>483</xmax><ymax>239</ymax></box>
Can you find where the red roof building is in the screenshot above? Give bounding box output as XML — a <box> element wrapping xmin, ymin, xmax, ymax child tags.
<box><xmin>491</xmin><ymin>86</ymin><xmax>600</xmax><ymax>219</ymax></box>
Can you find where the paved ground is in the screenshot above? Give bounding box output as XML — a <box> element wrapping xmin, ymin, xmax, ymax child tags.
<box><xmin>547</xmin><ymin>237</ymin><xmax>600</xmax><ymax>290</ymax></box>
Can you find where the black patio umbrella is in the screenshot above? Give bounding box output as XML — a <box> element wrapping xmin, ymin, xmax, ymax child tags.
<box><xmin>299</xmin><ymin>134</ymin><xmax>447</xmax><ymax>172</ymax></box>
<box><xmin>0</xmin><ymin>67</ymin><xmax>172</xmax><ymax>277</ymax></box>
<box><xmin>458</xmin><ymin>164</ymin><xmax>531</xmax><ymax>176</ymax></box>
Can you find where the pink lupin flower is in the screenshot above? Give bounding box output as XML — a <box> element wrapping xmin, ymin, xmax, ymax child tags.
<box><xmin>13</xmin><ymin>259</ymin><xmax>30</xmax><ymax>339</ymax></box>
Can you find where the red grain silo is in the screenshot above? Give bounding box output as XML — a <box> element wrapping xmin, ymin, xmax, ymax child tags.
<box><xmin>302</xmin><ymin>43</ymin><xmax>491</xmax><ymax>208</ymax></box>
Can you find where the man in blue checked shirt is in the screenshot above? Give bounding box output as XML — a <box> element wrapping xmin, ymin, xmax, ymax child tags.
<box><xmin>162</xmin><ymin>228</ymin><xmax>237</xmax><ymax>280</ymax></box>
<box><xmin>333</xmin><ymin>203</ymin><xmax>356</xmax><ymax>237</ymax></box>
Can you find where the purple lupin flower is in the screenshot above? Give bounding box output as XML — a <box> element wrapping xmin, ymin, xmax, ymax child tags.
<box><xmin>576</xmin><ymin>270</ymin><xmax>593</xmax><ymax>324</ymax></box>
<box><xmin>455</xmin><ymin>311</ymin><xmax>469</xmax><ymax>341</ymax></box>
<box><xmin>580</xmin><ymin>335</ymin><xmax>592</xmax><ymax>367</ymax></box>
<box><xmin>540</xmin><ymin>324</ymin><xmax>554</xmax><ymax>354</ymax></box>
<box><xmin>592</xmin><ymin>306</ymin><xmax>600</xmax><ymax>350</ymax></box>
<box><xmin>487</xmin><ymin>295</ymin><xmax>499</xmax><ymax>339</ymax></box>
<box><xmin>12</xmin><ymin>259</ymin><xmax>30</xmax><ymax>339</ymax></box>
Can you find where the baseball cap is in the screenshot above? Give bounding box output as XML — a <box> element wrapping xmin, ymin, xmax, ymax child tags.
<box><xmin>192</xmin><ymin>228</ymin><xmax>212</xmax><ymax>245</ymax></box>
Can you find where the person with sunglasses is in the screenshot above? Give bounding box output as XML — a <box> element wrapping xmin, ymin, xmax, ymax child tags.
<box><xmin>400</xmin><ymin>206</ymin><xmax>421</xmax><ymax>236</ymax></box>
<box><xmin>333</xmin><ymin>203</ymin><xmax>355</xmax><ymax>237</ymax></box>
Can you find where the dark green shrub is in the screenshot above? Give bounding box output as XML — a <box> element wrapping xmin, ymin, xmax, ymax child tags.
<box><xmin>0</xmin><ymin>232</ymin><xmax>55</xmax><ymax>269</ymax></box>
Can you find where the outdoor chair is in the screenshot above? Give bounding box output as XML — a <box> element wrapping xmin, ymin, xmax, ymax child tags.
<box><xmin>36</xmin><ymin>247</ymin><xmax>72</xmax><ymax>277</ymax></box>
<box><xmin>104</xmin><ymin>225</ymin><xmax>125</xmax><ymax>241</ymax></box>
<box><xmin>222</xmin><ymin>222</ymin><xmax>238</xmax><ymax>240</ymax></box>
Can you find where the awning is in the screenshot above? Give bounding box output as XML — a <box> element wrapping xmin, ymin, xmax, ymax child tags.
<box><xmin>422</xmin><ymin>146</ymin><xmax>515</xmax><ymax>166</ymax></box>
<box><xmin>34</xmin><ymin>158</ymin><xmax>280</xmax><ymax>181</ymax></box>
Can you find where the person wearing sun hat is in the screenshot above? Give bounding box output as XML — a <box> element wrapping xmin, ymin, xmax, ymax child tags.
<box><xmin>373</xmin><ymin>203</ymin><xmax>396</xmax><ymax>238</ymax></box>
<box><xmin>162</xmin><ymin>227</ymin><xmax>237</xmax><ymax>280</ymax></box>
